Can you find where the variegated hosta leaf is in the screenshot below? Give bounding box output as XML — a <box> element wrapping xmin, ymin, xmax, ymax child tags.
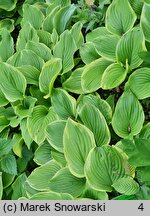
<box><xmin>27</xmin><ymin>106</ymin><xmax>58</xmax><ymax>145</ymax></box>
<box><xmin>21</xmin><ymin>4</ymin><xmax>44</xmax><ymax>29</ymax></box>
<box><xmin>51</xmin><ymin>88</ymin><xmax>76</xmax><ymax>120</ymax></box>
<box><xmin>77</xmin><ymin>94</ymin><xmax>112</xmax><ymax>124</ymax></box>
<box><xmin>126</xmin><ymin>67</ymin><xmax>150</xmax><ymax>100</ymax></box>
<box><xmin>7</xmin><ymin>49</ymin><xmax>44</xmax><ymax>71</ymax></box>
<box><xmin>53</xmin><ymin>4</ymin><xmax>76</xmax><ymax>35</ymax></box>
<box><xmin>0</xmin><ymin>0</ymin><xmax>17</xmax><ymax>11</ymax></box>
<box><xmin>49</xmin><ymin>167</ymin><xmax>86</xmax><ymax>197</ymax></box>
<box><xmin>85</xmin><ymin>146</ymin><xmax>127</xmax><ymax>192</ymax></box>
<box><xmin>86</xmin><ymin>27</ymin><xmax>112</xmax><ymax>42</ymax></box>
<box><xmin>63</xmin><ymin>118</ymin><xmax>96</xmax><ymax>178</ymax></box>
<box><xmin>112</xmin><ymin>177</ymin><xmax>139</xmax><ymax>195</ymax></box>
<box><xmin>112</xmin><ymin>91</ymin><xmax>145</xmax><ymax>138</ymax></box>
<box><xmin>16</xmin><ymin>23</ymin><xmax>39</xmax><ymax>52</ymax></box>
<box><xmin>43</xmin><ymin>6</ymin><xmax>61</xmax><ymax>34</ymax></box>
<box><xmin>17</xmin><ymin>65</ymin><xmax>40</xmax><ymax>86</ymax></box>
<box><xmin>93</xmin><ymin>35</ymin><xmax>120</xmax><ymax>61</ymax></box>
<box><xmin>46</xmin><ymin>120</ymin><xmax>66</xmax><ymax>153</ymax></box>
<box><xmin>26</xmin><ymin>41</ymin><xmax>52</xmax><ymax>62</ymax></box>
<box><xmin>141</xmin><ymin>3</ymin><xmax>150</xmax><ymax>42</ymax></box>
<box><xmin>26</xmin><ymin>160</ymin><xmax>61</xmax><ymax>191</ymax></box>
<box><xmin>53</xmin><ymin>30</ymin><xmax>77</xmax><ymax>74</ymax></box>
<box><xmin>20</xmin><ymin>118</ymin><xmax>33</xmax><ymax>149</ymax></box>
<box><xmin>116</xmin><ymin>28</ymin><xmax>146</xmax><ymax>70</ymax></box>
<box><xmin>128</xmin><ymin>0</ymin><xmax>143</xmax><ymax>17</ymax></box>
<box><xmin>39</xmin><ymin>58</ymin><xmax>62</xmax><ymax>96</ymax></box>
<box><xmin>0</xmin><ymin>28</ymin><xmax>14</xmax><ymax>61</ymax></box>
<box><xmin>63</xmin><ymin>67</ymin><xmax>85</xmax><ymax>94</ymax></box>
<box><xmin>0</xmin><ymin>62</ymin><xmax>26</xmax><ymax>102</ymax></box>
<box><xmin>51</xmin><ymin>149</ymin><xmax>67</xmax><ymax>167</ymax></box>
<box><xmin>0</xmin><ymin>18</ymin><xmax>14</xmax><ymax>32</ymax></box>
<box><xmin>79</xmin><ymin>104</ymin><xmax>110</xmax><ymax>146</ymax></box>
<box><xmin>106</xmin><ymin>0</ymin><xmax>137</xmax><ymax>35</ymax></box>
<box><xmin>33</xmin><ymin>141</ymin><xmax>52</xmax><ymax>166</ymax></box>
<box><xmin>101</xmin><ymin>63</ymin><xmax>128</xmax><ymax>90</ymax></box>
<box><xmin>70</xmin><ymin>22</ymin><xmax>84</xmax><ymax>49</ymax></box>
<box><xmin>79</xmin><ymin>42</ymin><xmax>100</xmax><ymax>64</ymax></box>
<box><xmin>36</xmin><ymin>30</ymin><xmax>52</xmax><ymax>48</ymax></box>
<box><xmin>29</xmin><ymin>191</ymin><xmax>73</xmax><ymax>200</ymax></box>
<box><xmin>81</xmin><ymin>58</ymin><xmax>112</xmax><ymax>93</ymax></box>
<box><xmin>0</xmin><ymin>89</ymin><xmax>8</xmax><ymax>107</ymax></box>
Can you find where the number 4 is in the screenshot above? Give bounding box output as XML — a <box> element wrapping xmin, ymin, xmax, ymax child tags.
<box><xmin>138</xmin><ymin>203</ymin><xmax>144</xmax><ymax>211</ymax></box>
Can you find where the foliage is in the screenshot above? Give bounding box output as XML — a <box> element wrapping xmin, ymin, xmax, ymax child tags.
<box><xmin>0</xmin><ymin>0</ymin><xmax>149</xmax><ymax>200</ymax></box>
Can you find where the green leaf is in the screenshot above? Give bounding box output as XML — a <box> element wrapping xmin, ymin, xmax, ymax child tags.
<box><xmin>20</xmin><ymin>119</ymin><xmax>33</xmax><ymax>149</ymax></box>
<box><xmin>86</xmin><ymin>27</ymin><xmax>112</xmax><ymax>42</ymax></box>
<box><xmin>136</xmin><ymin>186</ymin><xmax>150</xmax><ymax>200</ymax></box>
<box><xmin>81</xmin><ymin>58</ymin><xmax>112</xmax><ymax>93</ymax></box>
<box><xmin>126</xmin><ymin>67</ymin><xmax>150</xmax><ymax>99</ymax></box>
<box><xmin>12</xmin><ymin>133</ymin><xmax>23</xmax><ymax>158</ymax></box>
<box><xmin>13</xmin><ymin>96</ymin><xmax>37</xmax><ymax>118</ymax></box>
<box><xmin>27</xmin><ymin>160</ymin><xmax>60</xmax><ymax>191</ymax></box>
<box><xmin>17</xmin><ymin>65</ymin><xmax>40</xmax><ymax>86</ymax></box>
<box><xmin>49</xmin><ymin>167</ymin><xmax>86</xmax><ymax>197</ymax></box>
<box><xmin>0</xmin><ymin>28</ymin><xmax>14</xmax><ymax>61</ymax></box>
<box><xmin>54</xmin><ymin>4</ymin><xmax>76</xmax><ymax>35</ymax></box>
<box><xmin>30</xmin><ymin>191</ymin><xmax>73</xmax><ymax>200</ymax></box>
<box><xmin>106</xmin><ymin>0</ymin><xmax>137</xmax><ymax>35</ymax></box>
<box><xmin>16</xmin><ymin>23</ymin><xmax>39</xmax><ymax>52</ymax></box>
<box><xmin>46</xmin><ymin>120</ymin><xmax>66</xmax><ymax>153</ymax></box>
<box><xmin>77</xmin><ymin>94</ymin><xmax>112</xmax><ymax>124</ymax></box>
<box><xmin>81</xmin><ymin>183</ymin><xmax>108</xmax><ymax>200</ymax></box>
<box><xmin>39</xmin><ymin>58</ymin><xmax>62</xmax><ymax>96</ymax></box>
<box><xmin>0</xmin><ymin>62</ymin><xmax>26</xmax><ymax>102</ymax></box>
<box><xmin>79</xmin><ymin>104</ymin><xmax>110</xmax><ymax>146</ymax></box>
<box><xmin>43</xmin><ymin>5</ymin><xmax>60</xmax><ymax>33</ymax></box>
<box><xmin>141</xmin><ymin>3</ymin><xmax>150</xmax><ymax>42</ymax></box>
<box><xmin>70</xmin><ymin>22</ymin><xmax>84</xmax><ymax>49</ymax></box>
<box><xmin>128</xmin><ymin>0</ymin><xmax>143</xmax><ymax>17</ymax></box>
<box><xmin>101</xmin><ymin>63</ymin><xmax>128</xmax><ymax>90</ymax></box>
<box><xmin>80</xmin><ymin>42</ymin><xmax>100</xmax><ymax>64</ymax></box>
<box><xmin>0</xmin><ymin>0</ymin><xmax>17</xmax><ymax>11</ymax></box>
<box><xmin>37</xmin><ymin>30</ymin><xmax>52</xmax><ymax>48</ymax></box>
<box><xmin>137</xmin><ymin>166</ymin><xmax>150</xmax><ymax>185</ymax></box>
<box><xmin>0</xmin><ymin>18</ymin><xmax>14</xmax><ymax>32</ymax></box>
<box><xmin>7</xmin><ymin>49</ymin><xmax>44</xmax><ymax>71</ymax></box>
<box><xmin>51</xmin><ymin>88</ymin><xmax>76</xmax><ymax>120</ymax></box>
<box><xmin>0</xmin><ymin>154</ymin><xmax>17</xmax><ymax>175</ymax></box>
<box><xmin>0</xmin><ymin>89</ymin><xmax>8</xmax><ymax>107</ymax></box>
<box><xmin>116</xmin><ymin>28</ymin><xmax>146</xmax><ymax>70</ymax></box>
<box><xmin>0</xmin><ymin>172</ymin><xmax>3</xmax><ymax>200</ymax></box>
<box><xmin>22</xmin><ymin>4</ymin><xmax>44</xmax><ymax>29</ymax></box>
<box><xmin>93</xmin><ymin>35</ymin><xmax>120</xmax><ymax>61</ymax></box>
<box><xmin>113</xmin><ymin>194</ymin><xmax>137</xmax><ymax>200</ymax></box>
<box><xmin>11</xmin><ymin>173</ymin><xmax>27</xmax><ymax>200</ymax></box>
<box><xmin>63</xmin><ymin>67</ymin><xmax>85</xmax><ymax>94</ymax></box>
<box><xmin>121</xmin><ymin>138</ymin><xmax>150</xmax><ymax>167</ymax></box>
<box><xmin>112</xmin><ymin>177</ymin><xmax>139</xmax><ymax>195</ymax></box>
<box><xmin>2</xmin><ymin>172</ymin><xmax>15</xmax><ymax>189</ymax></box>
<box><xmin>26</xmin><ymin>41</ymin><xmax>52</xmax><ymax>62</ymax></box>
<box><xmin>63</xmin><ymin>118</ymin><xmax>96</xmax><ymax>178</ymax></box>
<box><xmin>51</xmin><ymin>149</ymin><xmax>67</xmax><ymax>167</ymax></box>
<box><xmin>112</xmin><ymin>91</ymin><xmax>145</xmax><ymax>138</ymax></box>
<box><xmin>34</xmin><ymin>141</ymin><xmax>52</xmax><ymax>165</ymax></box>
<box><xmin>27</xmin><ymin>106</ymin><xmax>58</xmax><ymax>144</ymax></box>
<box><xmin>0</xmin><ymin>116</ymin><xmax>9</xmax><ymax>133</ymax></box>
<box><xmin>53</xmin><ymin>30</ymin><xmax>77</xmax><ymax>74</ymax></box>
<box><xmin>138</xmin><ymin>123</ymin><xmax>150</xmax><ymax>139</ymax></box>
<box><xmin>85</xmin><ymin>146</ymin><xmax>127</xmax><ymax>192</ymax></box>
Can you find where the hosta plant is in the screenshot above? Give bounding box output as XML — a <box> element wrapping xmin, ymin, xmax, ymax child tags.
<box><xmin>0</xmin><ymin>0</ymin><xmax>149</xmax><ymax>200</ymax></box>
